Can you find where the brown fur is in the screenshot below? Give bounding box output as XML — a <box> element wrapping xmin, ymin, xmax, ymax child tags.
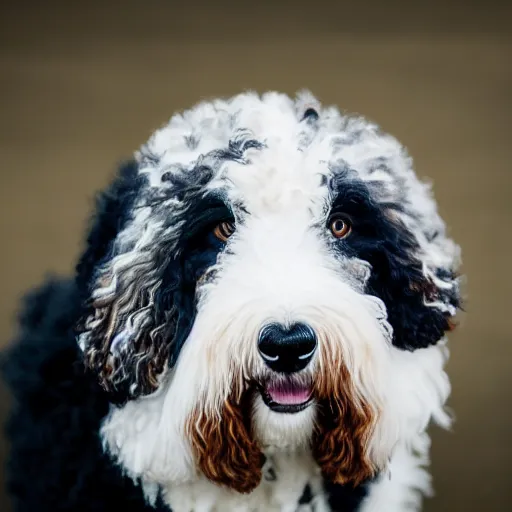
<box><xmin>187</xmin><ymin>390</ymin><xmax>263</xmax><ymax>494</ymax></box>
<box><xmin>188</xmin><ymin>351</ymin><xmax>379</xmax><ymax>491</ymax></box>
<box><xmin>312</xmin><ymin>349</ymin><xmax>378</xmax><ymax>486</ymax></box>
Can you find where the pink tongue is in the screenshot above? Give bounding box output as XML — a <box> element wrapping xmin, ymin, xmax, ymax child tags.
<box><xmin>267</xmin><ymin>384</ymin><xmax>312</xmax><ymax>405</ymax></box>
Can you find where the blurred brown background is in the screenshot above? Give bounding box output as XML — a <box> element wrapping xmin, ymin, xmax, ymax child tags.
<box><xmin>0</xmin><ymin>1</ymin><xmax>510</xmax><ymax>510</ymax></box>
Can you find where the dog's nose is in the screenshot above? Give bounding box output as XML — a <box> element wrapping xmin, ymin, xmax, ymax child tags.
<box><xmin>258</xmin><ymin>323</ymin><xmax>317</xmax><ymax>373</ymax></box>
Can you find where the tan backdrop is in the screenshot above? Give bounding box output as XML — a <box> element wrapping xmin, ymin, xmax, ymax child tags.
<box><xmin>1</xmin><ymin>1</ymin><xmax>511</xmax><ymax>510</ymax></box>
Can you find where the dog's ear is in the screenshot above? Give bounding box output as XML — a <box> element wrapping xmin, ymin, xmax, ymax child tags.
<box><xmin>366</xmin><ymin>212</ymin><xmax>461</xmax><ymax>351</ymax></box>
<box><xmin>383</xmin><ymin>263</ymin><xmax>459</xmax><ymax>351</ymax></box>
<box><xmin>75</xmin><ymin>161</ymin><xmax>189</xmax><ymax>404</ymax></box>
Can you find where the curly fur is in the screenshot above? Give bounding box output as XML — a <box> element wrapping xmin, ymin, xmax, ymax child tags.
<box><xmin>187</xmin><ymin>390</ymin><xmax>263</xmax><ymax>494</ymax></box>
<box><xmin>2</xmin><ymin>90</ymin><xmax>462</xmax><ymax>512</ymax></box>
<box><xmin>1</xmin><ymin>280</ymin><xmax>168</xmax><ymax>511</ymax></box>
<box><xmin>313</xmin><ymin>360</ymin><xmax>376</xmax><ymax>487</ymax></box>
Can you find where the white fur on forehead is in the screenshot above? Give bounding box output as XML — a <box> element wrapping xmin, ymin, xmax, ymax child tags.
<box><xmin>132</xmin><ymin>90</ymin><xmax>459</xmax><ymax>270</ymax></box>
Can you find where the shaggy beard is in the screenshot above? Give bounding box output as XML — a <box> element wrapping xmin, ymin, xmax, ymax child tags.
<box><xmin>187</xmin><ymin>356</ymin><xmax>379</xmax><ymax>494</ymax></box>
<box><xmin>186</xmin><ymin>312</ymin><xmax>391</xmax><ymax>494</ymax></box>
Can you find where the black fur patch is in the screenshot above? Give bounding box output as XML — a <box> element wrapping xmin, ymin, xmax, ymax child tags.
<box><xmin>298</xmin><ymin>483</ymin><xmax>313</xmax><ymax>504</ymax></box>
<box><xmin>75</xmin><ymin>137</ymin><xmax>260</xmax><ymax>403</ymax></box>
<box><xmin>157</xmin><ymin>194</ymin><xmax>235</xmax><ymax>366</ymax></box>
<box><xmin>328</xmin><ymin>172</ymin><xmax>459</xmax><ymax>350</ymax></box>
<box><xmin>323</xmin><ymin>478</ymin><xmax>371</xmax><ymax>511</ymax></box>
<box><xmin>1</xmin><ymin>279</ymin><xmax>169</xmax><ymax>511</ymax></box>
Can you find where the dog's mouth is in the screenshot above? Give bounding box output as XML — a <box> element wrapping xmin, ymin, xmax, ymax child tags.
<box><xmin>258</xmin><ymin>376</ymin><xmax>313</xmax><ymax>414</ymax></box>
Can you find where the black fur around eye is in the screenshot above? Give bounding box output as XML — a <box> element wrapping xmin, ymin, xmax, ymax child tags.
<box><xmin>213</xmin><ymin>220</ymin><xmax>235</xmax><ymax>242</ymax></box>
<box><xmin>181</xmin><ymin>196</ymin><xmax>234</xmax><ymax>243</ymax></box>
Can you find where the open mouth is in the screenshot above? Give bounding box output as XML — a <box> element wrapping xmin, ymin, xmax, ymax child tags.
<box><xmin>259</xmin><ymin>377</ymin><xmax>313</xmax><ymax>414</ymax></box>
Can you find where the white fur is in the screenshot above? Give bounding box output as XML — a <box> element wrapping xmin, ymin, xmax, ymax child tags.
<box><xmin>161</xmin><ymin>451</ymin><xmax>330</xmax><ymax>512</ymax></box>
<box><xmin>89</xmin><ymin>91</ymin><xmax>461</xmax><ymax>510</ymax></box>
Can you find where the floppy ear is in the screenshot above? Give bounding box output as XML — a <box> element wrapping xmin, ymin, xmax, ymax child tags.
<box><xmin>75</xmin><ymin>161</ymin><xmax>191</xmax><ymax>405</ymax></box>
<box><xmin>366</xmin><ymin>213</ymin><xmax>461</xmax><ymax>351</ymax></box>
<box><xmin>387</xmin><ymin>265</ymin><xmax>459</xmax><ymax>351</ymax></box>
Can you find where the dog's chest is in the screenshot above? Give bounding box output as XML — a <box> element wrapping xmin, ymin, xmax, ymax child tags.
<box><xmin>162</xmin><ymin>451</ymin><xmax>330</xmax><ymax>511</ymax></box>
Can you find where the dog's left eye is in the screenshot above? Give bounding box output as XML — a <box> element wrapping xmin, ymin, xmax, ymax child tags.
<box><xmin>213</xmin><ymin>221</ymin><xmax>235</xmax><ymax>242</ymax></box>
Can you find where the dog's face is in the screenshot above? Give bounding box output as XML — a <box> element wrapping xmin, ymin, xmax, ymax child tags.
<box><xmin>76</xmin><ymin>92</ymin><xmax>460</xmax><ymax>493</ymax></box>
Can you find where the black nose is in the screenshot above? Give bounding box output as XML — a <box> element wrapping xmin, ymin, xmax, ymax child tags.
<box><xmin>258</xmin><ymin>323</ymin><xmax>317</xmax><ymax>373</ymax></box>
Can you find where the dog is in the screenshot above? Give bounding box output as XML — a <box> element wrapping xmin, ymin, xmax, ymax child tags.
<box><xmin>2</xmin><ymin>91</ymin><xmax>462</xmax><ymax>511</ymax></box>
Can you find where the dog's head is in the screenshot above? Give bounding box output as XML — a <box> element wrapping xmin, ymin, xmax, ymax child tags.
<box><xmin>76</xmin><ymin>91</ymin><xmax>461</xmax><ymax>493</ymax></box>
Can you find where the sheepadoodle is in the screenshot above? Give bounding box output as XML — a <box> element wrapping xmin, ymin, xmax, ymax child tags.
<box><xmin>2</xmin><ymin>91</ymin><xmax>462</xmax><ymax>512</ymax></box>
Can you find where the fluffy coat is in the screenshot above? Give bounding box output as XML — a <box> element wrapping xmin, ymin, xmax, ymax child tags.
<box><xmin>2</xmin><ymin>91</ymin><xmax>461</xmax><ymax>511</ymax></box>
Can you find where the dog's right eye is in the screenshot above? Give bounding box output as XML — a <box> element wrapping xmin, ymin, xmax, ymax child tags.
<box><xmin>213</xmin><ymin>221</ymin><xmax>235</xmax><ymax>242</ymax></box>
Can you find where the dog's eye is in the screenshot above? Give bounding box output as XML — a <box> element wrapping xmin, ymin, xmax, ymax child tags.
<box><xmin>329</xmin><ymin>216</ymin><xmax>352</xmax><ymax>239</ymax></box>
<box><xmin>213</xmin><ymin>221</ymin><xmax>235</xmax><ymax>242</ymax></box>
